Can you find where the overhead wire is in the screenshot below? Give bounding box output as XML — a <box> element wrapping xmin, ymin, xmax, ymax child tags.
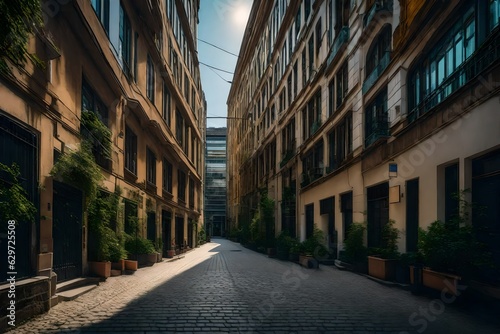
<box><xmin>198</xmin><ymin>38</ymin><xmax>240</xmax><ymax>58</ymax></box>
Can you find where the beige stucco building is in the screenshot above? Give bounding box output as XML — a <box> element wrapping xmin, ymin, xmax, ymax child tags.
<box><xmin>0</xmin><ymin>0</ymin><xmax>205</xmax><ymax>321</ymax></box>
<box><xmin>227</xmin><ymin>0</ymin><xmax>500</xmax><ymax>272</ymax></box>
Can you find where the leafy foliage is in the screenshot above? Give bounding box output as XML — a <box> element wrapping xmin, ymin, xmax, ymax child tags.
<box><xmin>0</xmin><ymin>162</ymin><xmax>37</xmax><ymax>224</ymax></box>
<box><xmin>87</xmin><ymin>190</ymin><xmax>126</xmax><ymax>262</ymax></box>
<box><xmin>418</xmin><ymin>191</ymin><xmax>492</xmax><ymax>278</ymax></box>
<box><xmin>80</xmin><ymin>110</ymin><xmax>112</xmax><ymax>159</ymax></box>
<box><xmin>371</xmin><ymin>219</ymin><xmax>399</xmax><ymax>259</ymax></box>
<box><xmin>343</xmin><ymin>223</ymin><xmax>367</xmax><ymax>264</ymax></box>
<box><xmin>125</xmin><ymin>235</ymin><xmax>156</xmax><ymax>255</ymax></box>
<box><xmin>0</xmin><ymin>0</ymin><xmax>44</xmax><ymax>75</ymax></box>
<box><xmin>50</xmin><ymin>145</ymin><xmax>103</xmax><ymax>206</ymax></box>
<box><xmin>301</xmin><ymin>225</ymin><xmax>328</xmax><ymax>258</ymax></box>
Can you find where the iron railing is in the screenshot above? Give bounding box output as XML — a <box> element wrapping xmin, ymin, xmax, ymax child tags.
<box><xmin>327</xmin><ymin>26</ymin><xmax>349</xmax><ymax>67</ymax></box>
<box><xmin>363</xmin><ymin>0</ymin><xmax>393</xmax><ymax>28</ymax></box>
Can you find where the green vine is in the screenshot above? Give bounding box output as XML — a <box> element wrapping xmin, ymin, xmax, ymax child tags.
<box><xmin>50</xmin><ymin>144</ymin><xmax>103</xmax><ymax>206</ymax></box>
<box><xmin>0</xmin><ymin>162</ymin><xmax>37</xmax><ymax>224</ymax></box>
<box><xmin>0</xmin><ymin>0</ymin><xmax>44</xmax><ymax>76</ymax></box>
<box><xmin>80</xmin><ymin>110</ymin><xmax>112</xmax><ymax>159</ymax></box>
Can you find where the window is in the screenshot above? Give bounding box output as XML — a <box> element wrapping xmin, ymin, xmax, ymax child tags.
<box><xmin>328</xmin><ymin>113</ymin><xmax>352</xmax><ymax>171</ymax></box>
<box><xmin>328</xmin><ymin>79</ymin><xmax>334</xmax><ymax>117</ymax></box>
<box><xmin>308</xmin><ymin>35</ymin><xmax>314</xmax><ymax>77</ymax></box>
<box><xmin>407</xmin><ymin>5</ymin><xmax>485</xmax><ymax>122</ymax></box>
<box><xmin>328</xmin><ymin>113</ymin><xmax>352</xmax><ymax>172</ymax></box>
<box><xmin>133</xmin><ymin>32</ymin><xmax>138</xmax><ymax>81</ymax></box>
<box><xmin>365</xmin><ymin>88</ymin><xmax>388</xmax><ymax>147</ymax></box>
<box><xmin>302</xmin><ymin>90</ymin><xmax>322</xmax><ymax>140</ymax></box>
<box><xmin>336</xmin><ymin>61</ymin><xmax>348</xmax><ymax>108</ymax></box>
<box><xmin>366</xmin><ymin>24</ymin><xmax>391</xmax><ymax>80</ymax></box>
<box><xmin>184</xmin><ymin>126</ymin><xmax>189</xmax><ymax>153</ymax></box>
<box><xmin>163</xmin><ymin>158</ymin><xmax>172</xmax><ymax>194</ymax></box>
<box><xmin>176</xmin><ymin>110</ymin><xmax>184</xmax><ymax>145</ymax></box>
<box><xmin>146</xmin><ymin>147</ymin><xmax>156</xmax><ymax>187</ymax></box>
<box><xmin>335</xmin><ymin>0</ymin><xmax>350</xmax><ymax>36</ymax></box>
<box><xmin>163</xmin><ymin>83</ymin><xmax>171</xmax><ymax>126</ymax></box>
<box><xmin>189</xmin><ymin>178</ymin><xmax>195</xmax><ymax>209</ymax></box>
<box><xmin>293</xmin><ymin>61</ymin><xmax>298</xmax><ymax>97</ymax></box>
<box><xmin>125</xmin><ymin>125</ymin><xmax>137</xmax><ymax>175</ymax></box>
<box><xmin>281</xmin><ymin>118</ymin><xmax>296</xmax><ymax>164</ymax></box>
<box><xmin>81</xmin><ymin>79</ymin><xmax>109</xmax><ymax>169</ymax></box>
<box><xmin>305</xmin><ymin>0</ymin><xmax>311</xmax><ymax>21</ymax></box>
<box><xmin>295</xmin><ymin>6</ymin><xmax>301</xmax><ymax>37</ymax></box>
<box><xmin>119</xmin><ymin>4</ymin><xmax>131</xmax><ymax>74</ymax></box>
<box><xmin>491</xmin><ymin>0</ymin><xmax>500</xmax><ymax>30</ymax></box>
<box><xmin>303</xmin><ymin>140</ymin><xmax>324</xmax><ymax>171</ymax></box>
<box><xmin>315</xmin><ymin>19</ymin><xmax>322</xmax><ymax>56</ymax></box>
<box><xmin>178</xmin><ymin>170</ymin><xmax>186</xmax><ymax>202</ymax></box>
<box><xmin>147</xmin><ymin>54</ymin><xmax>155</xmax><ymax>102</ymax></box>
<box><xmin>91</xmin><ymin>0</ymin><xmax>110</xmax><ymax>34</ymax></box>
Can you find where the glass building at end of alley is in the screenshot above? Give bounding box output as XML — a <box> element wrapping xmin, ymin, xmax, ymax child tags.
<box><xmin>205</xmin><ymin>127</ymin><xmax>227</xmax><ymax>237</ymax></box>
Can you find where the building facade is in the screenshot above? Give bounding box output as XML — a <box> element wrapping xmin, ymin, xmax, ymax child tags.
<box><xmin>227</xmin><ymin>0</ymin><xmax>500</xmax><ymax>274</ymax></box>
<box><xmin>0</xmin><ymin>0</ymin><xmax>205</xmax><ymax>319</ymax></box>
<box><xmin>204</xmin><ymin>127</ymin><xmax>227</xmax><ymax>237</ymax></box>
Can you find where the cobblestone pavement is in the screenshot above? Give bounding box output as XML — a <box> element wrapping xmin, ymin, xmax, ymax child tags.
<box><xmin>9</xmin><ymin>238</ymin><xmax>500</xmax><ymax>333</ymax></box>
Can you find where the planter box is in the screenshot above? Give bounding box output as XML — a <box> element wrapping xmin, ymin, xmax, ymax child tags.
<box><xmin>89</xmin><ymin>261</ymin><xmax>111</xmax><ymax>278</ymax></box>
<box><xmin>146</xmin><ymin>253</ymin><xmax>158</xmax><ymax>265</ymax></box>
<box><xmin>111</xmin><ymin>259</ymin><xmax>125</xmax><ymax>271</ymax></box>
<box><xmin>267</xmin><ymin>248</ymin><xmax>276</xmax><ymax>258</ymax></box>
<box><xmin>124</xmin><ymin>259</ymin><xmax>138</xmax><ymax>271</ymax></box>
<box><xmin>166</xmin><ymin>250</ymin><xmax>176</xmax><ymax>258</ymax></box>
<box><xmin>368</xmin><ymin>256</ymin><xmax>397</xmax><ymax>281</ymax></box>
<box><xmin>299</xmin><ymin>255</ymin><xmax>319</xmax><ymax>269</ymax></box>
<box><xmin>422</xmin><ymin>268</ymin><xmax>461</xmax><ymax>296</ymax></box>
<box><xmin>157</xmin><ymin>252</ymin><xmax>162</xmax><ymax>262</ymax></box>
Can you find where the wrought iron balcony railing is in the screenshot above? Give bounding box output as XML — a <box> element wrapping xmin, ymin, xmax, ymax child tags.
<box><xmin>327</xmin><ymin>26</ymin><xmax>349</xmax><ymax>67</ymax></box>
<box><xmin>365</xmin><ymin>114</ymin><xmax>390</xmax><ymax>147</ymax></box>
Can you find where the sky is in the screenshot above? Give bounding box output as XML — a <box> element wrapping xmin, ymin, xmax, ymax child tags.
<box><xmin>198</xmin><ymin>0</ymin><xmax>253</xmax><ymax>128</ymax></box>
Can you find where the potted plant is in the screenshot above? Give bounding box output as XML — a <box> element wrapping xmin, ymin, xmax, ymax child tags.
<box><xmin>339</xmin><ymin>223</ymin><xmax>368</xmax><ymax>273</ymax></box>
<box><xmin>125</xmin><ymin>235</ymin><xmax>157</xmax><ymax>266</ymax></box>
<box><xmin>299</xmin><ymin>225</ymin><xmax>327</xmax><ymax>269</ymax></box>
<box><xmin>368</xmin><ymin>220</ymin><xmax>400</xmax><ymax>281</ymax></box>
<box><xmin>87</xmin><ymin>192</ymin><xmax>120</xmax><ymax>278</ymax></box>
<box><xmin>418</xmin><ymin>191</ymin><xmax>491</xmax><ymax>295</ymax></box>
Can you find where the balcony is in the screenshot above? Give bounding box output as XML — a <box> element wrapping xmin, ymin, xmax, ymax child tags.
<box><xmin>300</xmin><ymin>167</ymin><xmax>324</xmax><ymax>188</ymax></box>
<box><xmin>363</xmin><ymin>0</ymin><xmax>393</xmax><ymax>28</ymax></box>
<box><xmin>365</xmin><ymin>114</ymin><xmax>390</xmax><ymax>147</ymax></box>
<box><xmin>327</xmin><ymin>27</ymin><xmax>349</xmax><ymax>68</ymax></box>
<box><xmin>362</xmin><ymin>52</ymin><xmax>390</xmax><ymax>94</ymax></box>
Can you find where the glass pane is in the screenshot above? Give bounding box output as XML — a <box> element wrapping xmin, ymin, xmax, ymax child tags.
<box><xmin>455</xmin><ymin>37</ymin><xmax>463</xmax><ymax>67</ymax></box>
<box><xmin>446</xmin><ymin>47</ymin><xmax>454</xmax><ymax>76</ymax></box>
<box><xmin>465</xmin><ymin>20</ymin><xmax>475</xmax><ymax>58</ymax></box>
<box><xmin>430</xmin><ymin>61</ymin><xmax>436</xmax><ymax>91</ymax></box>
<box><xmin>438</xmin><ymin>56</ymin><xmax>445</xmax><ymax>85</ymax></box>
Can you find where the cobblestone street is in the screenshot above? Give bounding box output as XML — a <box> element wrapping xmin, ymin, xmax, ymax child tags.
<box><xmin>10</xmin><ymin>238</ymin><xmax>500</xmax><ymax>333</ymax></box>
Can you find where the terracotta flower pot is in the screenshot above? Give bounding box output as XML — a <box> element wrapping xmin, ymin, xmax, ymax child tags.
<box><xmin>89</xmin><ymin>261</ymin><xmax>111</xmax><ymax>278</ymax></box>
<box><xmin>124</xmin><ymin>259</ymin><xmax>138</xmax><ymax>271</ymax></box>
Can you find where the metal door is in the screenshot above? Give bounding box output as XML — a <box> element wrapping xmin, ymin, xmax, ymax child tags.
<box><xmin>52</xmin><ymin>181</ymin><xmax>83</xmax><ymax>281</ymax></box>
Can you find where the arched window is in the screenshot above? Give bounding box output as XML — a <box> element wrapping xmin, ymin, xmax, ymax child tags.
<box><xmin>366</xmin><ymin>24</ymin><xmax>392</xmax><ymax>78</ymax></box>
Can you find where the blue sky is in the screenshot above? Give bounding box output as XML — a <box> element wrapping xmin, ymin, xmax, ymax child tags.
<box><xmin>198</xmin><ymin>0</ymin><xmax>252</xmax><ymax>128</ymax></box>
